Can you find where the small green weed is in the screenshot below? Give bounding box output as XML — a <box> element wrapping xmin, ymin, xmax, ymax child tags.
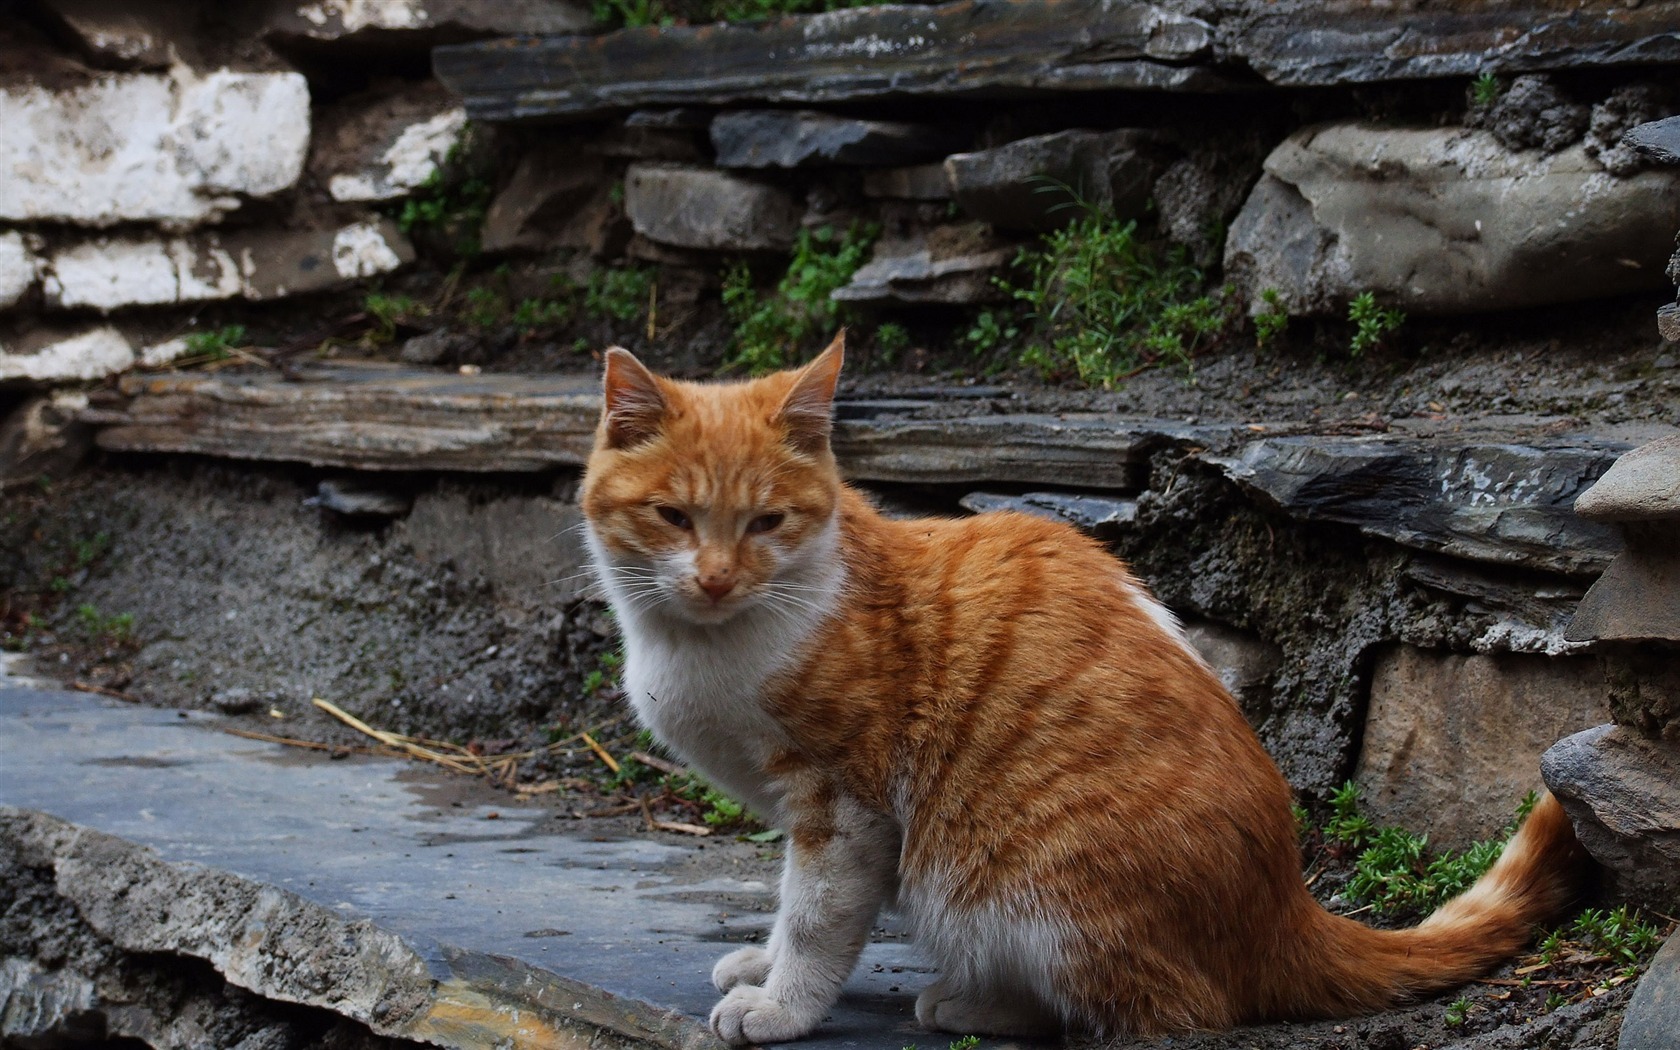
<box><xmin>74</xmin><ymin>604</ymin><xmax>135</xmax><ymax>644</ymax></box>
<box><xmin>363</xmin><ymin>293</ymin><xmax>423</xmax><ymax>345</ymax></box>
<box><xmin>873</xmin><ymin>321</ymin><xmax>911</xmax><ymax>363</ymax></box>
<box><xmin>183</xmin><ymin>324</ymin><xmax>248</xmax><ymax>360</ymax></box>
<box><xmin>964</xmin><ymin>309</ymin><xmax>1018</xmax><ymax>357</ymax></box>
<box><xmin>393</xmin><ymin>142</ymin><xmax>492</xmax><ymax>257</ymax></box>
<box><xmin>1253</xmin><ymin>288</ymin><xmax>1289</xmax><ymax>350</ymax></box>
<box><xmin>995</xmin><ymin>210</ymin><xmax>1234</xmax><ymax>386</ymax></box>
<box><xmin>462</xmin><ymin>286</ymin><xmax>507</xmax><ymax>329</ymax></box>
<box><xmin>584</xmin><ymin>266</ymin><xmax>655</xmax><ymax>323</ymax></box>
<box><xmin>724</xmin><ymin>223</ymin><xmax>878</xmax><ymax>373</ymax></box>
<box><xmin>1347</xmin><ymin>292</ymin><xmax>1405</xmax><ymax>357</ymax></box>
<box><xmin>513</xmin><ymin>297</ymin><xmax>572</xmax><ymax>334</ymax></box>
<box><xmin>1444</xmin><ymin>996</ymin><xmax>1472</xmax><ymax>1027</ymax></box>
<box><xmin>1470</xmin><ymin>72</ymin><xmax>1503</xmax><ymax>107</ymax></box>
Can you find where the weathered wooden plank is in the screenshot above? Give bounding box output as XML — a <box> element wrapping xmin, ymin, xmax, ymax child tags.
<box><xmin>431</xmin><ymin>1</ymin><xmax>1227</xmax><ymax>124</ymax></box>
<box><xmin>85</xmin><ymin>363</ymin><xmax>1158</xmax><ymax>487</ymax></box>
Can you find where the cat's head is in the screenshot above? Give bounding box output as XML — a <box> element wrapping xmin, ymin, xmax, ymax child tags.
<box><xmin>581</xmin><ymin>333</ymin><xmax>846</xmax><ymax>626</ymax></box>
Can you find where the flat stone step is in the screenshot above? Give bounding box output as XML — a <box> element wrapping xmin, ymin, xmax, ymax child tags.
<box><xmin>432</xmin><ymin>1</ymin><xmax>1230</xmax><ymax>124</ymax></box>
<box><xmin>0</xmin><ymin>680</ymin><xmax>925</xmax><ymax>1050</ymax></box>
<box><xmin>77</xmin><ymin>362</ymin><xmax>1659</xmax><ymax>576</ymax></box>
<box><xmin>431</xmin><ymin>0</ymin><xmax>1680</xmax><ymax>124</ymax></box>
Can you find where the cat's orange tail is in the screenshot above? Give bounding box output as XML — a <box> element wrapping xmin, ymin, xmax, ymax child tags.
<box><xmin>1269</xmin><ymin>791</ymin><xmax>1593</xmax><ymax>1020</ymax></box>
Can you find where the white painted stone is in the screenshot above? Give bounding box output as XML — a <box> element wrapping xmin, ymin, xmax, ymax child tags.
<box><xmin>139</xmin><ymin>338</ymin><xmax>192</xmax><ymax>368</ymax></box>
<box><xmin>0</xmin><ymin>233</ymin><xmax>39</xmax><ymax>310</ymax></box>
<box><xmin>277</xmin><ymin>0</ymin><xmax>589</xmax><ymax>38</ymax></box>
<box><xmin>0</xmin><ymin>70</ymin><xmax>310</xmax><ymax>229</ymax></box>
<box><xmin>44</xmin><ymin>238</ymin><xmax>241</xmax><ymax>312</ymax></box>
<box><xmin>331</xmin><ymin>222</ymin><xmax>407</xmax><ymax>280</ymax></box>
<box><xmin>0</xmin><ymin>328</ymin><xmax>134</xmax><ymax>383</ymax></box>
<box><xmin>328</xmin><ymin>107</ymin><xmax>467</xmax><ymax>203</ymax></box>
<box><xmin>42</xmin><ymin>222</ymin><xmax>410</xmax><ymax>312</ymax></box>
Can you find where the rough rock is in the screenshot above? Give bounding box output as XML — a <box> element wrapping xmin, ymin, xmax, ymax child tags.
<box><xmin>1628</xmin><ymin>116</ymin><xmax>1680</xmax><ymax>166</ymax></box>
<box><xmin>623</xmin><ymin>164</ymin><xmax>801</xmax><ymax>252</ymax></box>
<box><xmin>833</xmin><ymin>225</ymin><xmax>1012</xmax><ymax>306</ymax></box>
<box><xmin>1542</xmin><ymin>723</ymin><xmax>1680</xmax><ymax>907</ymax></box>
<box><xmin>1233</xmin><ymin>3</ymin><xmax>1680</xmax><ymax>87</ymax></box>
<box><xmin>1205</xmin><ymin>436</ymin><xmax>1627</xmax><ymax>577</ymax></box>
<box><xmin>433</xmin><ymin>1</ymin><xmax>1223</xmax><ymax>123</ymax></box>
<box><xmin>0</xmin><ymin>71</ymin><xmax>310</xmax><ymax>229</ymax></box>
<box><xmin>944</xmin><ymin>129</ymin><xmax>1169</xmax><ymax>233</ymax></box>
<box><xmin>1354</xmin><ymin>646</ymin><xmax>1607</xmax><ymax>848</ymax></box>
<box><xmin>1601</xmin><ymin>646</ymin><xmax>1680</xmax><ymax>744</ymax></box>
<box><xmin>308</xmin><ymin>479</ymin><xmax>414</xmax><ymax>518</ymax></box>
<box><xmin>0</xmin><ymin>327</ymin><xmax>133</xmax><ymax>383</ymax></box>
<box><xmin>1182</xmin><ymin>619</ymin><xmax>1282</xmax><ymax>725</ymax></box>
<box><xmin>1464</xmin><ymin>74</ymin><xmax>1589</xmax><ymax>154</ymax></box>
<box><xmin>0</xmin><ymin>232</ymin><xmax>39</xmax><ymax>311</ymax></box>
<box><xmin>1567</xmin><ymin>532</ymin><xmax>1680</xmax><ymax>646</ymax></box>
<box><xmin>1152</xmin><ymin>138</ymin><xmax>1267</xmax><ymax>266</ymax></box>
<box><xmin>479</xmin><ymin>143</ymin><xmax>613</xmax><ymax>255</ymax></box>
<box><xmin>1226</xmin><ymin>123</ymin><xmax>1680</xmax><ymax>316</ymax></box>
<box><xmin>1583</xmin><ymin>83</ymin><xmax>1673</xmax><ymax>176</ymax></box>
<box><xmin>262</xmin><ymin>0</ymin><xmax>591</xmax><ymax>45</ymax></box>
<box><xmin>312</xmin><ymin>83</ymin><xmax>468</xmax><ymax>203</ymax></box>
<box><xmin>1620</xmin><ymin>931</ymin><xmax>1680</xmax><ymax>1050</ymax></box>
<box><xmin>861</xmin><ymin>164</ymin><xmax>951</xmax><ymax>201</ymax></box>
<box><xmin>710</xmin><ymin>110</ymin><xmax>968</xmax><ymax>169</ymax></box>
<box><xmin>397</xmin><ymin>327</ymin><xmax>472</xmax><ymax>365</ymax></box>
<box><xmin>0</xmin><ymin>393</ymin><xmax>93</xmax><ymax>489</ymax></box>
<box><xmin>958</xmin><ymin>490</ymin><xmax>1138</xmax><ymax>540</ymax></box>
<box><xmin>405</xmin><ymin>491</ymin><xmax>586</xmax><ymax>600</ymax></box>
<box><xmin>1573</xmin><ymin>435</ymin><xmax>1680</xmax><ymax>523</ymax></box>
<box><xmin>42</xmin><ymin>221</ymin><xmax>413</xmax><ymax>311</ymax></box>
<box><xmin>1661</xmin><ymin>302</ymin><xmax>1680</xmax><ymax>343</ymax></box>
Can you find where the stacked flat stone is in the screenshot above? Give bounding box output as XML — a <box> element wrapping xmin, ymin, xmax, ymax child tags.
<box><xmin>1542</xmin><ymin>436</ymin><xmax>1680</xmax><ymax>907</ymax></box>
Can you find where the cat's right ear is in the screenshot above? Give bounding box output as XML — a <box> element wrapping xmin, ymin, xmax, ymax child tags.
<box><xmin>601</xmin><ymin>347</ymin><xmax>667</xmax><ymax>449</ymax></box>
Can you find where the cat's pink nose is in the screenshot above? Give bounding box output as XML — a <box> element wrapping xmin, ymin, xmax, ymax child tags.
<box><xmin>699</xmin><ymin>576</ymin><xmax>735</xmax><ymax>601</ymax></box>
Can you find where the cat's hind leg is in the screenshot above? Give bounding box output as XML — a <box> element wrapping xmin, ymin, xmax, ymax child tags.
<box><xmin>914</xmin><ymin>978</ymin><xmax>1062</xmax><ymax>1037</ymax></box>
<box><xmin>709</xmin><ymin>785</ymin><xmax>899</xmax><ymax>1046</ymax></box>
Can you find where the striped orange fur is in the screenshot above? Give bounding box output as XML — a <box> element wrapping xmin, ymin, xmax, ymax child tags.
<box><xmin>580</xmin><ymin>333</ymin><xmax>1593</xmax><ymax>1045</ymax></box>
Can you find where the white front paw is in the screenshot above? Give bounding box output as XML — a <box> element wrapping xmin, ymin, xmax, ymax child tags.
<box><xmin>712</xmin><ymin>946</ymin><xmax>773</xmax><ymax>992</ymax></box>
<box><xmin>709</xmin><ymin>985</ymin><xmax>820</xmax><ymax>1046</ymax></box>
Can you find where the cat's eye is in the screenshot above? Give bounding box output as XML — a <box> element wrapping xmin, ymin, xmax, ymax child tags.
<box><xmin>747</xmin><ymin>512</ymin><xmax>785</xmax><ymax>535</ymax></box>
<box><xmin>656</xmin><ymin>505</ymin><xmax>692</xmax><ymax>530</ymax></box>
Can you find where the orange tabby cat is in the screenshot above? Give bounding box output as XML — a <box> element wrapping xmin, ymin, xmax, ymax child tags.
<box><xmin>580</xmin><ymin>333</ymin><xmax>1590</xmax><ymax>1045</ymax></box>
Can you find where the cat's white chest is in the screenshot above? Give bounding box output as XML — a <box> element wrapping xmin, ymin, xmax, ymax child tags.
<box><xmin>619</xmin><ymin>615</ymin><xmax>798</xmax><ymax>822</ymax></box>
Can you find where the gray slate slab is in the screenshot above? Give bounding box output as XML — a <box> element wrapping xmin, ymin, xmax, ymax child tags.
<box><xmin>432</xmin><ymin>1</ymin><xmax>1226</xmax><ymax>123</ymax></box>
<box><xmin>0</xmin><ymin>681</ymin><xmax>929</xmax><ymax>1050</ymax></box>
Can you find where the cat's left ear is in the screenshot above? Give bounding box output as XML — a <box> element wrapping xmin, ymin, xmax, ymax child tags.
<box><xmin>778</xmin><ymin>331</ymin><xmax>844</xmax><ymax>455</ymax></box>
<box><xmin>601</xmin><ymin>347</ymin><xmax>668</xmax><ymax>449</ymax></box>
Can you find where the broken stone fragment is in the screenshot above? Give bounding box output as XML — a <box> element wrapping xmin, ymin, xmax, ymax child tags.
<box><xmin>0</xmin><ymin>327</ymin><xmax>134</xmax><ymax>384</ymax></box>
<box><xmin>711</xmin><ymin>110</ymin><xmax>969</xmax><ymax>169</ymax></box>
<box><xmin>623</xmin><ymin>163</ymin><xmax>800</xmax><ymax>252</ymax></box>
<box><xmin>36</xmin><ymin>0</ymin><xmax>179</xmax><ymax>69</ymax></box>
<box><xmin>312</xmin><ymin>82</ymin><xmax>467</xmax><ymax>204</ymax></box>
<box><xmin>945</xmin><ymin>129</ymin><xmax>1170</xmax><ymax>233</ymax></box>
<box><xmin>1225</xmin><ymin>123</ymin><xmax>1680</xmax><ymax>316</ymax></box>
<box><xmin>309</xmin><ymin>479</ymin><xmax>414</xmax><ymax>518</ymax></box>
<box><xmin>1354</xmin><ymin>646</ymin><xmax>1608</xmax><ymax>849</ymax></box>
<box><xmin>1627</xmin><ymin>116</ymin><xmax>1680</xmax><ymax>166</ymax></box>
<box><xmin>1542</xmin><ymin>723</ymin><xmax>1680</xmax><ymax>907</ymax></box>
<box><xmin>0</xmin><ymin>392</ymin><xmax>94</xmax><ymax>489</ymax></box>
<box><xmin>479</xmin><ymin>143</ymin><xmax>614</xmax><ymax>256</ymax></box>
<box><xmin>833</xmin><ymin>226</ymin><xmax>1013</xmax><ymax>307</ymax></box>
<box><xmin>42</xmin><ymin>221</ymin><xmax>414</xmax><ymax>312</ymax></box>
<box><xmin>958</xmin><ymin>490</ymin><xmax>1138</xmax><ymax>540</ymax></box>
<box><xmin>0</xmin><ymin>71</ymin><xmax>310</xmax><ymax>229</ymax></box>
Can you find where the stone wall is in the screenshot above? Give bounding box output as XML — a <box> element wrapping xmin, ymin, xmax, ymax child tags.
<box><xmin>2</xmin><ymin>0</ymin><xmax>1680</xmax><ymax>853</ymax></box>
